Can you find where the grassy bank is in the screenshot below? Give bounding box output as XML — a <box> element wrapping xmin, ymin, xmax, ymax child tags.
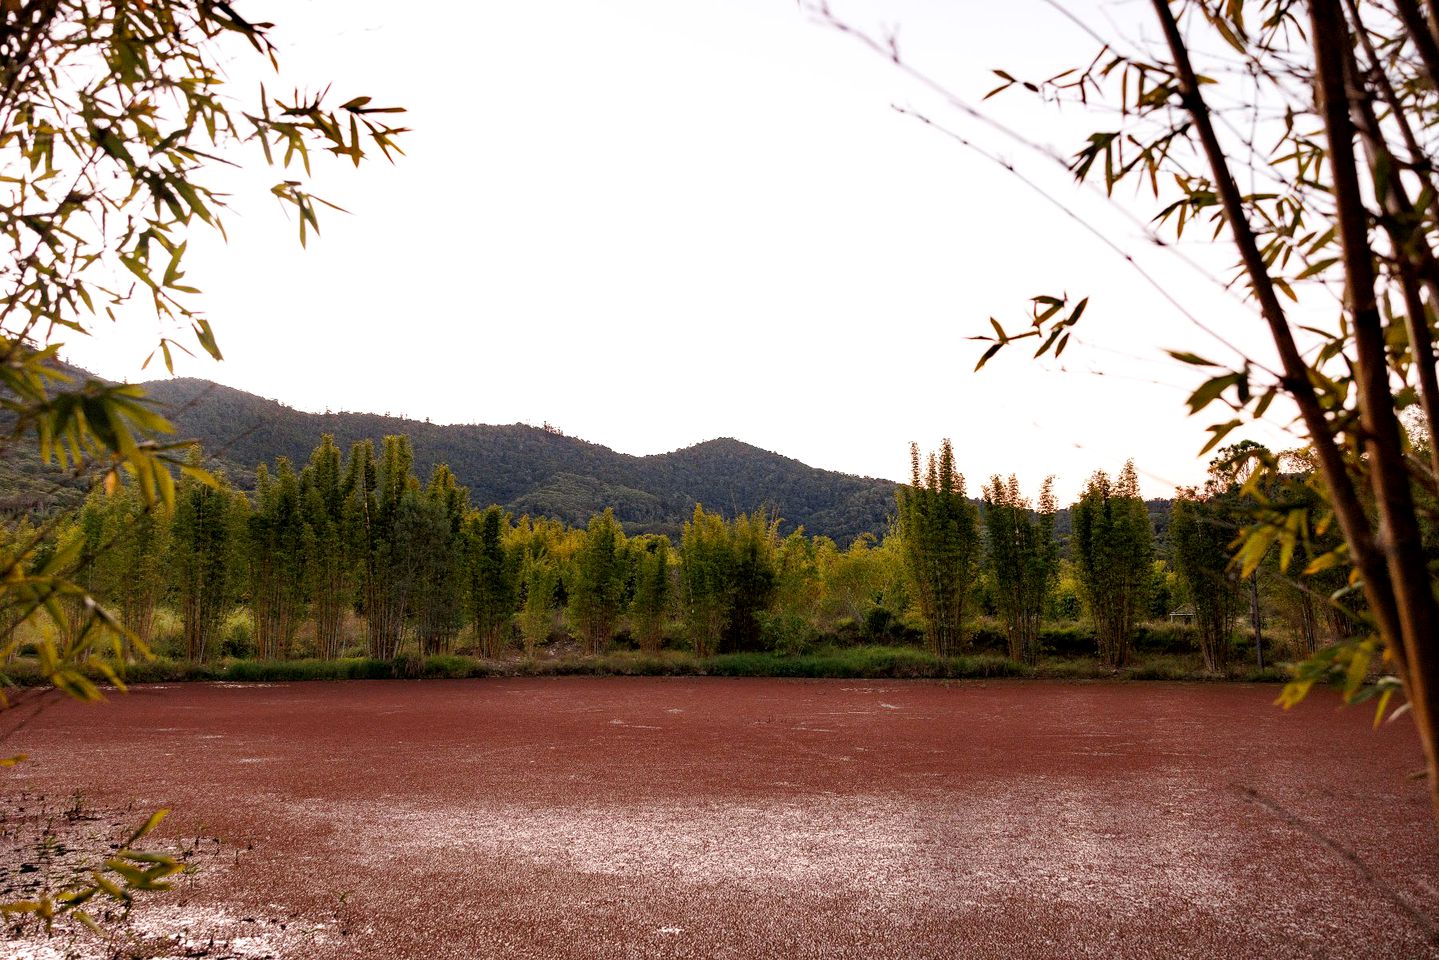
<box><xmin>1</xmin><ymin>645</ymin><xmax>1291</xmax><ymax>688</ymax></box>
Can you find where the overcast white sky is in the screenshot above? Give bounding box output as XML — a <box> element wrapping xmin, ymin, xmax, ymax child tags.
<box><xmin>63</xmin><ymin>0</ymin><xmax>1306</xmax><ymax>501</ymax></box>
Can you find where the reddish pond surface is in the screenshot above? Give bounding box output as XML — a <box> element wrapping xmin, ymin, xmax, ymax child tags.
<box><xmin>3</xmin><ymin>677</ymin><xmax>1437</xmax><ymax>959</ymax></box>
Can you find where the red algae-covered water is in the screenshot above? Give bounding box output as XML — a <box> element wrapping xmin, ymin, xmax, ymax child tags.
<box><xmin>4</xmin><ymin>678</ymin><xmax>1436</xmax><ymax>959</ymax></box>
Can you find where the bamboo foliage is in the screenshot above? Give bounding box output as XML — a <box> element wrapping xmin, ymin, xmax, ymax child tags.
<box><xmin>1170</xmin><ymin>490</ymin><xmax>1241</xmax><ymax>674</ymax></box>
<box><xmin>514</xmin><ymin>519</ymin><xmax>562</xmax><ymax>658</ymax></box>
<box><xmin>75</xmin><ymin>482</ymin><xmax>171</xmax><ymax>649</ymax></box>
<box><xmin>982</xmin><ymin>475</ymin><xmax>1058</xmax><ymax>665</ymax></box>
<box><xmin>408</xmin><ymin>465</ymin><xmax>468</xmax><ymax>656</ymax></box>
<box><xmin>171</xmin><ymin>450</ymin><xmax>244</xmax><ymax>663</ymax></box>
<box><xmin>961</xmin><ymin>0</ymin><xmax>1439</xmax><ymax>822</ymax></box>
<box><xmin>569</xmin><ymin>509</ymin><xmax>629</xmax><ymax>654</ymax></box>
<box><xmin>897</xmin><ymin>440</ymin><xmax>980</xmax><ymax>656</ymax></box>
<box><xmin>677</xmin><ymin>506</ymin><xmax>780</xmax><ymax>656</ymax></box>
<box><xmin>249</xmin><ymin>460</ymin><xmax>306</xmax><ymax>660</ymax></box>
<box><xmin>356</xmin><ymin>437</ymin><xmax>413</xmax><ymax>659</ymax></box>
<box><xmin>1072</xmin><ymin>463</ymin><xmax>1153</xmax><ymax>670</ymax></box>
<box><xmin>300</xmin><ymin>435</ymin><xmax>358</xmax><ymax>661</ymax></box>
<box><xmin>630</xmin><ymin>536</ymin><xmax>674</xmax><ymax>654</ymax></box>
<box><xmin>47</xmin><ymin>432</ymin><xmax>1369</xmax><ymax>689</ymax></box>
<box><xmin>464</xmin><ymin>505</ymin><xmax>518</xmax><ymax>658</ymax></box>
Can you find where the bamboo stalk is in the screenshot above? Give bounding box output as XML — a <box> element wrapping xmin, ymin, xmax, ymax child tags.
<box><xmin>1394</xmin><ymin>0</ymin><xmax>1439</xmax><ymax>89</ymax></box>
<box><xmin>1148</xmin><ymin>0</ymin><xmax>1403</xmax><ymax>652</ymax></box>
<box><xmin>1340</xmin><ymin>19</ymin><xmax>1439</xmax><ymax>484</ymax></box>
<box><xmin>1311</xmin><ymin>0</ymin><xmax>1439</xmax><ymax>823</ymax></box>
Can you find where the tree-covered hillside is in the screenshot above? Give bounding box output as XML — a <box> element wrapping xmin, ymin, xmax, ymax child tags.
<box><xmin>136</xmin><ymin>378</ymin><xmax>900</xmax><ymax>543</ymax></box>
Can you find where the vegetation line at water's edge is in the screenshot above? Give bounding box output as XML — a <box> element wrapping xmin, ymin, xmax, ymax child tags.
<box><xmin>0</xmin><ymin>646</ymin><xmax>1291</xmax><ymax>686</ymax></box>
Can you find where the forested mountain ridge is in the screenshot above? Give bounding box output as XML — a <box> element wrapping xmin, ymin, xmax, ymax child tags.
<box><xmin>0</xmin><ymin>373</ymin><xmax>1176</xmax><ymax>550</ymax></box>
<box><xmin>134</xmin><ymin>378</ymin><xmax>900</xmax><ymax>543</ymax></box>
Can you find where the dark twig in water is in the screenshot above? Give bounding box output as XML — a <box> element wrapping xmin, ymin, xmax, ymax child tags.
<box><xmin>1232</xmin><ymin>783</ymin><xmax>1439</xmax><ymax>944</ymax></box>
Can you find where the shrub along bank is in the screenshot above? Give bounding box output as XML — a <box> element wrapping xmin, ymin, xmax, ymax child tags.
<box><xmin>3</xmin><ymin>639</ymin><xmax>1289</xmax><ymax>688</ymax></box>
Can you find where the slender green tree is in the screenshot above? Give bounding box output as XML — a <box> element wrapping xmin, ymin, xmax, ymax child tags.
<box><xmin>511</xmin><ymin>515</ymin><xmax>566</xmax><ymax>657</ymax></box>
<box><xmin>1071</xmin><ymin>461</ymin><xmax>1153</xmax><ymax>669</ymax></box>
<box><xmin>568</xmin><ymin>509</ymin><xmax>630</xmax><ymax>654</ymax></box>
<box><xmin>64</xmin><ymin>491</ymin><xmax>123</xmax><ymax>646</ymax></box>
<box><xmin>463</xmin><ymin>505</ymin><xmax>518</xmax><ymax>658</ymax></box>
<box><xmin>72</xmin><ymin>483</ymin><xmax>172</xmax><ymax>645</ymax></box>
<box><xmin>896</xmin><ymin>440</ymin><xmax>980</xmax><ymax>655</ymax></box>
<box><xmin>982</xmin><ymin>475</ymin><xmax>1058</xmax><ymax>665</ymax></box>
<box><xmin>1170</xmin><ymin>489</ymin><xmax>1240</xmax><ymax>673</ymax></box>
<box><xmin>408</xmin><ymin>464</ymin><xmax>468</xmax><ymax>655</ymax></box>
<box><xmin>248</xmin><ymin>459</ymin><xmax>307</xmax><ymax>660</ymax></box>
<box><xmin>517</xmin><ymin>555</ymin><xmax>559</xmax><ymax>658</ymax></box>
<box><xmin>629</xmin><ymin>535</ymin><xmax>673</xmax><ymax>653</ymax></box>
<box><xmin>679</xmin><ymin>506</ymin><xmax>732</xmax><ymax>658</ymax></box>
<box><xmin>299</xmin><ymin>435</ymin><xmax>359</xmax><ymax>660</ymax></box>
<box><xmin>106</xmin><ymin>484</ymin><xmax>172</xmax><ymax>650</ymax></box>
<box><xmin>353</xmin><ymin>436</ymin><xmax>419</xmax><ymax>659</ymax></box>
<box><xmin>129</xmin><ymin>499</ymin><xmax>171</xmax><ymax>651</ymax></box>
<box><xmin>73</xmin><ymin>490</ymin><xmax>114</xmax><ymax>601</ymax></box>
<box><xmin>773</xmin><ymin>531</ymin><xmax>824</xmax><ymax>628</ymax></box>
<box><xmin>171</xmin><ymin>450</ymin><xmax>245</xmax><ymax>662</ymax></box>
<box><xmin>675</xmin><ymin>507</ymin><xmax>780</xmax><ymax>654</ymax></box>
<box><xmin>726</xmin><ymin>510</ymin><xmax>780</xmax><ymax>652</ymax></box>
<box><xmin>816</xmin><ymin>535</ymin><xmax>870</xmax><ymax>629</ymax></box>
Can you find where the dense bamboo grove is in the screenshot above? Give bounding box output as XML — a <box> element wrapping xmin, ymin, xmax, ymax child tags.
<box><xmin>27</xmin><ymin>434</ymin><xmax>1367</xmax><ymax>668</ymax></box>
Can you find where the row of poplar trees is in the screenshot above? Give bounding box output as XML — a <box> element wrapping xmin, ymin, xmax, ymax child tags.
<box><xmin>898</xmin><ymin>440</ymin><xmax>1154</xmax><ymax>667</ymax></box>
<box><xmin>899</xmin><ymin>438</ymin><xmax>1360</xmax><ymax>671</ymax></box>
<box><xmin>62</xmin><ymin>435</ymin><xmax>917</xmax><ymax>661</ymax></box>
<box><xmin>66</xmin><ymin>435</ymin><xmax>474</xmax><ymax>661</ymax></box>
<box><xmin>61</xmin><ymin>434</ymin><xmax>1301</xmax><ymax>669</ymax></box>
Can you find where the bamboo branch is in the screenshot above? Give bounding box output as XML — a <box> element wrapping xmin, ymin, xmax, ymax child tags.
<box><xmin>1148</xmin><ymin>0</ymin><xmax>1402</xmax><ymax>652</ymax></box>
<box><xmin>1395</xmin><ymin>0</ymin><xmax>1439</xmax><ymax>89</ymax></box>
<box><xmin>1312</xmin><ymin>0</ymin><xmax>1439</xmax><ymax>822</ymax></box>
<box><xmin>1396</xmin><ymin>260</ymin><xmax>1439</xmax><ymax>483</ymax></box>
<box><xmin>1340</xmin><ymin>20</ymin><xmax>1439</xmax><ymax>484</ymax></box>
<box><xmin>1344</xmin><ymin>0</ymin><xmax>1439</xmax><ymax>238</ymax></box>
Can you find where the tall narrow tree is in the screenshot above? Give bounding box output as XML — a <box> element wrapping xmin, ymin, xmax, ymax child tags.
<box><xmin>1170</xmin><ymin>489</ymin><xmax>1241</xmax><ymax>674</ymax></box>
<box><xmin>896</xmin><ymin>440</ymin><xmax>980</xmax><ymax>655</ymax></box>
<box><xmin>512</xmin><ymin>515</ymin><xmax>565</xmax><ymax>657</ymax></box>
<box><xmin>568</xmin><ymin>509</ymin><xmax>629</xmax><ymax>654</ymax></box>
<box><xmin>112</xmin><ymin>485</ymin><xmax>171</xmax><ymax>650</ymax></box>
<box><xmin>408</xmin><ymin>464</ymin><xmax>468</xmax><ymax>655</ymax></box>
<box><xmin>725</xmin><ymin>510</ymin><xmax>780</xmax><ymax>653</ymax></box>
<box><xmin>463</xmin><ymin>505</ymin><xmax>517</xmax><ymax>658</ymax></box>
<box><xmin>982</xmin><ymin>475</ymin><xmax>1058</xmax><ymax>665</ymax></box>
<box><xmin>1071</xmin><ymin>462</ymin><xmax>1153</xmax><ymax>669</ymax></box>
<box><xmin>171</xmin><ymin>450</ymin><xmax>245</xmax><ymax>662</ymax></box>
<box><xmin>354</xmin><ymin>436</ymin><xmax>419</xmax><ymax>659</ymax></box>
<box><xmin>300</xmin><ymin>435</ymin><xmax>359</xmax><ymax>660</ymax></box>
<box><xmin>629</xmin><ymin>535</ymin><xmax>673</xmax><ymax>653</ymax></box>
<box><xmin>679</xmin><ymin>506</ymin><xmax>732</xmax><ymax>658</ymax></box>
<box><xmin>516</xmin><ymin>556</ymin><xmax>559</xmax><ymax>658</ymax></box>
<box><xmin>248</xmin><ymin>459</ymin><xmax>307</xmax><ymax>660</ymax></box>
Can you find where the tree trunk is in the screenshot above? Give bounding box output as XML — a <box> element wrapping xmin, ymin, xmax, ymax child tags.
<box><xmin>1249</xmin><ymin>573</ymin><xmax>1264</xmax><ymax>671</ymax></box>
